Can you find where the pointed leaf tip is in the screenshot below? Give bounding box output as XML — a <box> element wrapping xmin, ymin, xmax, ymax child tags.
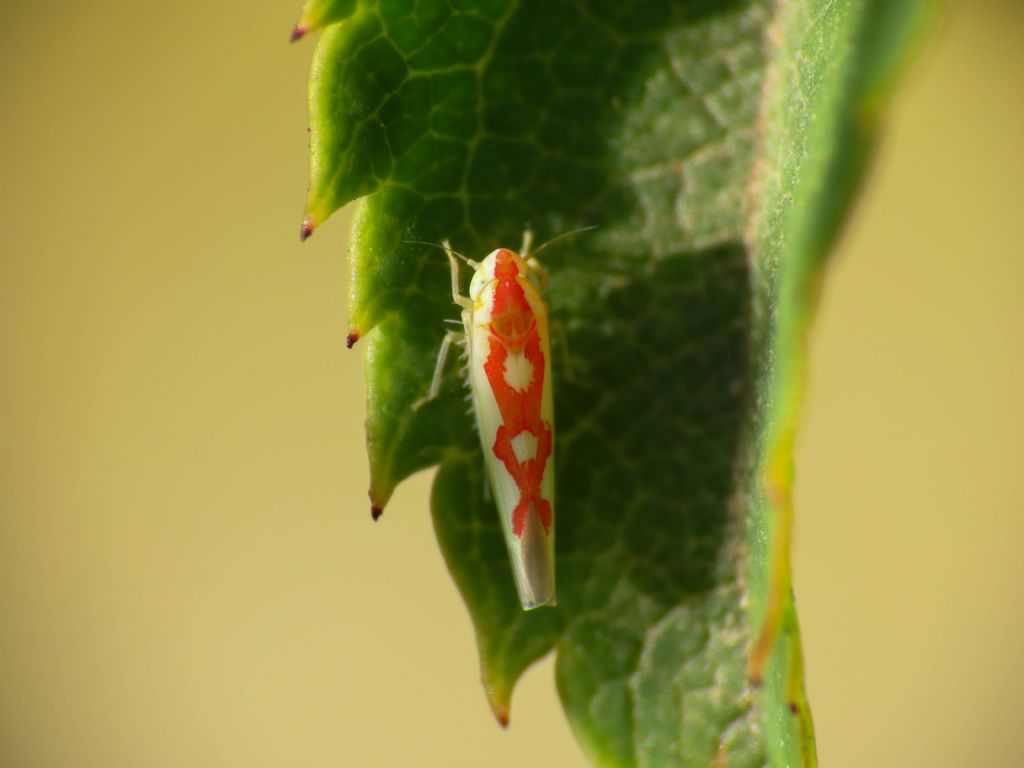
<box><xmin>346</xmin><ymin>331</ymin><xmax>360</xmax><ymax>348</ymax></box>
<box><xmin>291</xmin><ymin>0</ymin><xmax>359</xmax><ymax>45</ymax></box>
<box><xmin>484</xmin><ymin>678</ymin><xmax>512</xmax><ymax>728</ymax></box>
<box><xmin>489</xmin><ymin>700</ymin><xmax>510</xmax><ymax>729</ymax></box>
<box><xmin>300</xmin><ymin>217</ymin><xmax>315</xmax><ymax>241</ymax></box>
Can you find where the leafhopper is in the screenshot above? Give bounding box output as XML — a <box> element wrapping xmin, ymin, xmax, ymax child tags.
<box><xmin>416</xmin><ymin>233</ymin><xmax>556</xmax><ymax>610</ymax></box>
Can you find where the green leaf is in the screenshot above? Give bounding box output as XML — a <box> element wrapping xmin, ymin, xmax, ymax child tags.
<box><xmin>294</xmin><ymin>1</ymin><xmax>934</xmax><ymax>765</ymax></box>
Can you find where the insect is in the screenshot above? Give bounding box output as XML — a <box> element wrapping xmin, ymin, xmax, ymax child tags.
<box><xmin>415</xmin><ymin>232</ymin><xmax>557</xmax><ymax>610</ymax></box>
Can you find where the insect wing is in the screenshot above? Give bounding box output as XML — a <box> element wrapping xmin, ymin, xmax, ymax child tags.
<box><xmin>467</xmin><ymin>276</ymin><xmax>556</xmax><ymax>609</ymax></box>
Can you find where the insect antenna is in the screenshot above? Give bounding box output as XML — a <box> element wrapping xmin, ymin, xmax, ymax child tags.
<box><xmin>404</xmin><ymin>239</ymin><xmax>479</xmax><ymax>269</ymax></box>
<box><xmin>529</xmin><ymin>225</ymin><xmax>598</xmax><ymax>259</ymax></box>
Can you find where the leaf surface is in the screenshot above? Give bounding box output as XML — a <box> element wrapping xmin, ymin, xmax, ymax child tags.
<box><xmin>294</xmin><ymin>1</ymin><xmax>933</xmax><ymax>765</ymax></box>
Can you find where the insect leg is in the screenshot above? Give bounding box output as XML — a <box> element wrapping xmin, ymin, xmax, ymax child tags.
<box><xmin>519</xmin><ymin>228</ymin><xmax>535</xmax><ymax>259</ymax></box>
<box><xmin>549</xmin><ymin>318</ymin><xmax>575</xmax><ymax>381</ymax></box>
<box><xmin>443</xmin><ymin>240</ymin><xmax>474</xmax><ymax>310</ymax></box>
<box><xmin>412</xmin><ymin>329</ymin><xmax>465</xmax><ymax>411</ymax></box>
<box><xmin>525</xmin><ymin>255</ymin><xmax>551</xmax><ymax>292</ymax></box>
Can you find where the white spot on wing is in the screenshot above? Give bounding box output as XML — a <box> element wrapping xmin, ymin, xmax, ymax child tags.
<box><xmin>503</xmin><ymin>351</ymin><xmax>534</xmax><ymax>392</ymax></box>
<box><xmin>510</xmin><ymin>431</ymin><xmax>538</xmax><ymax>464</ymax></box>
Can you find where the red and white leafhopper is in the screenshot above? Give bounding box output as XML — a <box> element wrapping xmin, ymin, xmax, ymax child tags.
<box><xmin>416</xmin><ymin>233</ymin><xmax>557</xmax><ymax>610</ymax></box>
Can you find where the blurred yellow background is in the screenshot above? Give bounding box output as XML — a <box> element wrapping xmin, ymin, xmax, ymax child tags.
<box><xmin>1</xmin><ymin>1</ymin><xmax>1021</xmax><ymax>766</ymax></box>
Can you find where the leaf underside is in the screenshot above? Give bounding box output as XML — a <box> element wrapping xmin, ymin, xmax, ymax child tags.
<box><xmin>294</xmin><ymin>0</ymin><xmax>932</xmax><ymax>765</ymax></box>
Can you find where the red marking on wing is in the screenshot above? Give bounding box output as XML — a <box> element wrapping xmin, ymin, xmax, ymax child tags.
<box><xmin>483</xmin><ymin>250</ymin><xmax>553</xmax><ymax>538</ymax></box>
